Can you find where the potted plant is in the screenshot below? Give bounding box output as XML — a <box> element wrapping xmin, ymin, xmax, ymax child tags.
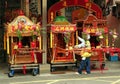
<box><xmin>31</xmin><ymin>25</ymin><xmax>40</xmax><ymax>48</ymax></box>
<box><xmin>63</xmin><ymin>32</ymin><xmax>71</xmax><ymax>50</ymax></box>
<box><xmin>31</xmin><ymin>31</ymin><xmax>37</xmax><ymax>48</ymax></box>
<box><xmin>30</xmin><ymin>24</ymin><xmax>44</xmax><ymax>48</ymax></box>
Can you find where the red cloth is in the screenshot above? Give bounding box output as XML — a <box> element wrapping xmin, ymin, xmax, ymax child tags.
<box><xmin>31</xmin><ymin>51</ymin><xmax>35</xmax><ymax>62</ymax></box>
<box><xmin>36</xmin><ymin>52</ymin><xmax>42</xmax><ymax>63</ymax></box>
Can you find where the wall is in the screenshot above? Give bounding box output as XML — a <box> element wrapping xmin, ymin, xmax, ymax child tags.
<box><xmin>107</xmin><ymin>11</ymin><xmax>120</xmax><ymax>47</ymax></box>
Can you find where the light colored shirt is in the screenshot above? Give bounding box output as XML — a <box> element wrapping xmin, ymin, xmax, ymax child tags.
<box><xmin>77</xmin><ymin>36</ymin><xmax>85</xmax><ymax>48</ymax></box>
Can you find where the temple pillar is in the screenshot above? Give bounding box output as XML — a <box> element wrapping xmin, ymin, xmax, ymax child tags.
<box><xmin>42</xmin><ymin>0</ymin><xmax>47</xmax><ymax>64</ymax></box>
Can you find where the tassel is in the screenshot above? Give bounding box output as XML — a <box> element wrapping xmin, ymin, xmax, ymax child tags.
<box><xmin>23</xmin><ymin>65</ymin><xmax>26</xmax><ymax>74</ymax></box>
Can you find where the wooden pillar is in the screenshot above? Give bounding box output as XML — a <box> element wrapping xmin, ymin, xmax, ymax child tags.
<box><xmin>42</xmin><ymin>0</ymin><xmax>47</xmax><ymax>64</ymax></box>
<box><xmin>25</xmin><ymin>0</ymin><xmax>29</xmax><ymax>17</ymax></box>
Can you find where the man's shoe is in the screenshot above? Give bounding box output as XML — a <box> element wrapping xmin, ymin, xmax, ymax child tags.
<box><xmin>78</xmin><ymin>71</ymin><xmax>82</xmax><ymax>74</ymax></box>
<box><xmin>87</xmin><ymin>72</ymin><xmax>91</xmax><ymax>74</ymax></box>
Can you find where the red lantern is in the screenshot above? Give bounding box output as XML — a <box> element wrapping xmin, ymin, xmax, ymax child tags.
<box><xmin>18</xmin><ymin>10</ymin><xmax>24</xmax><ymax>16</ymax></box>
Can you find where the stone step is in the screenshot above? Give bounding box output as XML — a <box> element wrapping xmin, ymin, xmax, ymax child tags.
<box><xmin>40</xmin><ymin>64</ymin><xmax>50</xmax><ymax>74</ymax></box>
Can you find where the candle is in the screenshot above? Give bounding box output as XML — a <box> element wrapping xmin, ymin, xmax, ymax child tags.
<box><xmin>76</xmin><ymin>31</ymin><xmax>78</xmax><ymax>45</ymax></box>
<box><xmin>50</xmin><ymin>31</ymin><xmax>52</xmax><ymax>48</ymax></box>
<box><xmin>106</xmin><ymin>34</ymin><xmax>108</xmax><ymax>47</ymax></box>
<box><xmin>38</xmin><ymin>36</ymin><xmax>41</xmax><ymax>49</ymax></box>
<box><xmin>7</xmin><ymin>36</ymin><xmax>9</xmax><ymax>54</ymax></box>
<box><xmin>4</xmin><ymin>33</ymin><xmax>6</xmax><ymax>50</ymax></box>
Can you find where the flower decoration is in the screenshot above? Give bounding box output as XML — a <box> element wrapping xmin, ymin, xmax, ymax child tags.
<box><xmin>31</xmin><ymin>25</ymin><xmax>40</xmax><ymax>41</ymax></box>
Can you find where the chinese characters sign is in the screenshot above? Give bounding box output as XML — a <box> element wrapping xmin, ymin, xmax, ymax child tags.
<box><xmin>83</xmin><ymin>27</ymin><xmax>108</xmax><ymax>33</ymax></box>
<box><xmin>51</xmin><ymin>25</ymin><xmax>76</xmax><ymax>32</ymax></box>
